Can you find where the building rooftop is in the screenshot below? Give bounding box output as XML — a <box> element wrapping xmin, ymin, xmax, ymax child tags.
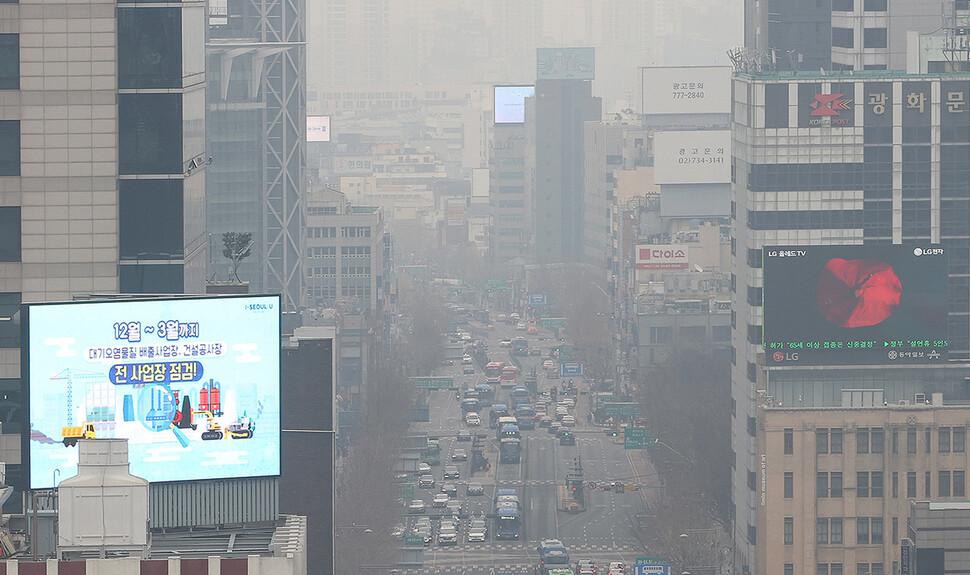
<box><xmin>738</xmin><ymin>69</ymin><xmax>970</xmax><ymax>81</ymax></box>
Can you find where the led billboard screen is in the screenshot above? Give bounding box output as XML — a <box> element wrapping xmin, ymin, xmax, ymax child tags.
<box><xmin>307</xmin><ymin>115</ymin><xmax>331</xmax><ymax>142</ymax></box>
<box><xmin>641</xmin><ymin>66</ymin><xmax>731</xmax><ymax>115</ymax></box>
<box><xmin>763</xmin><ymin>246</ymin><xmax>948</xmax><ymax>366</ymax></box>
<box><xmin>537</xmin><ymin>47</ymin><xmax>595</xmax><ymax>80</ymax></box>
<box><xmin>25</xmin><ymin>295</ymin><xmax>281</xmax><ymax>489</ymax></box>
<box><xmin>494</xmin><ymin>85</ymin><xmax>535</xmax><ymax>124</ymax></box>
<box><xmin>653</xmin><ymin>130</ymin><xmax>731</xmax><ymax>184</ymax></box>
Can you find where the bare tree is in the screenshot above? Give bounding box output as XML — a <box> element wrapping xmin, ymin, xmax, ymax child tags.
<box><xmin>221</xmin><ymin>231</ymin><xmax>253</xmax><ymax>283</ymax></box>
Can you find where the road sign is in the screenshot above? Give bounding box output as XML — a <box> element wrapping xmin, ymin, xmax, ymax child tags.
<box><xmin>404</xmin><ymin>535</ymin><xmax>424</xmax><ymax>547</ymax></box>
<box><xmin>540</xmin><ymin>317</ymin><xmax>566</xmax><ymax>329</ymax></box>
<box><xmin>635</xmin><ymin>558</ymin><xmax>669</xmax><ymax>565</ymax></box>
<box><xmin>603</xmin><ymin>402</ymin><xmax>641</xmax><ymax>418</ymax></box>
<box><xmin>634</xmin><ymin>565</ymin><xmax>670</xmax><ymax>575</ymax></box>
<box><xmin>411</xmin><ymin>376</ymin><xmax>454</xmax><ymax>389</ymax></box>
<box><xmin>528</xmin><ymin>293</ymin><xmax>547</xmax><ymax>305</ymax></box>
<box><xmin>485</xmin><ymin>278</ymin><xmax>508</xmax><ymax>289</ymax></box>
<box><xmin>624</xmin><ymin>427</ymin><xmax>653</xmax><ymax>449</ymax></box>
<box><xmin>560</xmin><ymin>361</ymin><xmax>583</xmax><ymax>377</ymax></box>
<box><xmin>400</xmin><ymin>483</ymin><xmax>415</xmax><ymax>499</ymax></box>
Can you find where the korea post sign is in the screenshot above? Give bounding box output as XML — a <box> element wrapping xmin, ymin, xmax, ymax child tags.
<box><xmin>24</xmin><ymin>295</ymin><xmax>282</xmax><ymax>489</ymax></box>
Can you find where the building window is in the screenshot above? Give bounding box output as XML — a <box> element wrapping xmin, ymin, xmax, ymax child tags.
<box><xmin>857</xmin><ymin>428</ymin><xmax>870</xmax><ymax>453</ymax></box>
<box><xmin>119</xmin><ymin>93</ymin><xmax>183</xmax><ymax>175</ymax></box>
<box><xmin>0</xmin><ymin>293</ymin><xmax>20</xmax><ymax>348</ymax></box>
<box><xmin>907</xmin><ymin>428</ymin><xmax>917</xmax><ymax>453</ymax></box>
<box><xmin>864</xmin><ymin>28</ymin><xmax>888</xmax><ymax>49</ymax></box>
<box><xmin>907</xmin><ymin>471</ymin><xmax>917</xmax><ymax>498</ymax></box>
<box><xmin>857</xmin><ymin>518</ymin><xmax>869</xmax><ymax>544</ymax></box>
<box><xmin>857</xmin><ymin>472</ymin><xmax>870</xmax><ymax>497</ymax></box>
<box><xmin>119</xmin><ymin>180</ymin><xmax>184</xmax><ymax>260</ymax></box>
<box><xmin>0</xmin><ymin>120</ymin><xmax>19</xmax><ymax>176</ymax></box>
<box><xmin>0</xmin><ymin>34</ymin><xmax>18</xmax><ymax>90</ymax></box>
<box><xmin>341</xmin><ymin>226</ymin><xmax>371</xmax><ymax>238</ymax></box>
<box><xmin>817</xmin><ymin>564</ymin><xmax>828</xmax><ymax>575</ymax></box>
<box><xmin>831</xmin><ymin>429</ymin><xmax>843</xmax><ymax>453</ymax></box>
<box><xmin>747</xmin><ymin>416</ymin><xmax>757</xmax><ymax>437</ymax></box>
<box><xmin>817</xmin><ymin>518</ymin><xmax>829</xmax><ymax>544</ymax></box>
<box><xmin>940</xmin><ymin>428</ymin><xmax>951</xmax><ymax>453</ymax></box>
<box><xmin>955</xmin><ymin>471</ymin><xmax>966</xmax><ymax>497</ymax></box>
<box><xmin>864</xmin><ymin>0</ymin><xmax>888</xmax><ymax>10</ymax></box>
<box><xmin>926</xmin><ymin>471</ymin><xmax>932</xmax><ymax>497</ymax></box>
<box><xmin>892</xmin><ymin>471</ymin><xmax>898</xmax><ymax>498</ymax></box>
<box><xmin>833</xmin><ymin>27</ymin><xmax>854</xmax><ymax>49</ymax></box>
<box><xmin>117</xmin><ymin>7</ymin><xmax>182</xmax><ymax>89</ymax></box>
<box><xmin>785</xmin><ymin>472</ymin><xmax>794</xmax><ymax>498</ymax></box>
<box><xmin>785</xmin><ymin>565</ymin><xmax>793</xmax><ymax>575</ymax></box>
<box><xmin>817</xmin><ymin>430</ymin><xmax>829</xmax><ymax>454</ymax></box>
<box><xmin>831</xmin><ymin>472</ymin><xmax>843</xmax><ymax>497</ymax></box>
<box><xmin>748</xmin><ymin>470</ymin><xmax>757</xmax><ymax>490</ymax></box>
<box><xmin>955</xmin><ymin>427</ymin><xmax>966</xmax><ymax>452</ymax></box>
<box><xmin>784</xmin><ymin>428</ymin><xmax>794</xmax><ymax>454</ymax></box>
<box><xmin>785</xmin><ymin>517</ymin><xmax>794</xmax><ymax>544</ymax></box>
<box><xmin>0</xmin><ymin>207</ymin><xmax>21</xmax><ymax>262</ymax></box>
<box><xmin>872</xmin><ymin>428</ymin><xmax>884</xmax><ymax>453</ymax></box>
<box><xmin>818</xmin><ymin>472</ymin><xmax>829</xmax><ymax>498</ymax></box>
<box><xmin>892</xmin><ymin>516</ymin><xmax>899</xmax><ymax>544</ymax></box>
<box><xmin>831</xmin><ymin>518</ymin><xmax>843</xmax><ymax>544</ymax></box>
<box><xmin>940</xmin><ymin>471</ymin><xmax>952</xmax><ymax>497</ymax></box>
<box><xmin>833</xmin><ymin>0</ymin><xmax>853</xmax><ymax>10</ymax></box>
<box><xmin>872</xmin><ymin>517</ymin><xmax>883</xmax><ymax>544</ymax></box>
<box><xmin>926</xmin><ymin>428</ymin><xmax>932</xmax><ymax>453</ymax></box>
<box><xmin>892</xmin><ymin>429</ymin><xmax>898</xmax><ymax>453</ymax></box>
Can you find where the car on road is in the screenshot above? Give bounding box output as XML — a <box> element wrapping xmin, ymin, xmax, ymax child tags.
<box><xmin>441</xmin><ymin>481</ymin><xmax>458</xmax><ymax>496</ymax></box>
<box><xmin>497</xmin><ymin>314</ymin><xmax>508</xmax><ymax>322</ymax></box>
<box><xmin>457</xmin><ymin>430</ymin><xmax>472</xmax><ymax>442</ymax></box>
<box><xmin>412</xmin><ymin>524</ymin><xmax>432</xmax><ymax>546</ymax></box>
<box><xmin>559</xmin><ymin>397</ymin><xmax>576</xmax><ymax>408</ymax></box>
<box><xmin>607</xmin><ymin>563</ymin><xmax>626</xmax><ymax>575</ymax></box>
<box><xmin>515</xmin><ymin>322</ymin><xmax>528</xmax><ymax>331</ymax></box>
<box><xmin>548</xmin><ymin>421</ymin><xmax>562</xmax><ymax>435</ymax></box>
<box><xmin>539</xmin><ymin>416</ymin><xmax>553</xmax><ymax>428</ymax></box>
<box><xmin>419</xmin><ymin>474</ymin><xmax>436</xmax><ymax>488</ymax></box>
<box><xmin>555</xmin><ymin>407</ymin><xmax>569</xmax><ymax>420</ymax></box>
<box><xmin>466</xmin><ymin>481</ymin><xmax>484</xmax><ymax>496</ymax></box>
<box><xmin>527</xmin><ymin>326</ymin><xmax>539</xmax><ymax>334</ymax></box>
<box><xmin>561</xmin><ymin>415</ymin><xmax>576</xmax><ymax>427</ymax></box>
<box><xmin>463</xmin><ymin>365</ymin><xmax>476</xmax><ymax>374</ymax></box>
<box><xmin>465</xmin><ymin>412</ymin><xmax>481</xmax><ymax>427</ymax></box>
<box><xmin>432</xmin><ymin>493</ymin><xmax>450</xmax><ymax>507</ymax></box>
<box><xmin>576</xmin><ymin>561</ymin><xmax>598</xmax><ymax>575</ymax></box>
<box><xmin>443</xmin><ymin>465</ymin><xmax>460</xmax><ymax>479</ymax></box>
<box><xmin>499</xmin><ymin>339</ymin><xmax>512</xmax><ymax>348</ymax></box>
<box><xmin>452</xmin><ymin>448</ymin><xmax>468</xmax><ymax>461</ymax></box>
<box><xmin>437</xmin><ymin>523</ymin><xmax>458</xmax><ymax>545</ymax></box>
<box><xmin>462</xmin><ymin>355</ymin><xmax>473</xmax><ymax>364</ymax></box>
<box><xmin>445</xmin><ymin>499</ymin><xmax>463</xmax><ymax>516</ymax></box>
<box><xmin>441</xmin><ymin>359</ymin><xmax>455</xmax><ymax>366</ymax></box>
<box><xmin>529</xmin><ymin>347</ymin><xmax>543</xmax><ymax>356</ymax></box>
<box><xmin>418</xmin><ymin>462</ymin><xmax>431</xmax><ymax>474</ymax></box>
<box><xmin>408</xmin><ymin>499</ymin><xmax>426</xmax><ymax>513</ymax></box>
<box><xmin>467</xmin><ymin>525</ymin><xmax>486</xmax><ymax>542</ymax></box>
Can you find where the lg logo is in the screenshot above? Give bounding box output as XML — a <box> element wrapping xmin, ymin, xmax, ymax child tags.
<box><xmin>772</xmin><ymin>351</ymin><xmax>798</xmax><ymax>362</ymax></box>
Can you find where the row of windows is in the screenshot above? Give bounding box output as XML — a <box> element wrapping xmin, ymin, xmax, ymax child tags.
<box><xmin>833</xmin><ymin>0</ymin><xmax>888</xmax><ymax>10</ymax></box>
<box><xmin>308</xmin><ymin>227</ymin><xmax>337</xmax><ymax>238</ymax></box>
<box><xmin>809</xmin><ymin>426</ymin><xmax>967</xmax><ymax>455</ymax></box>
<box><xmin>307</xmin><ymin>286</ymin><xmax>373</xmax><ymax>298</ymax></box>
<box><xmin>341</xmin><ymin>246</ymin><xmax>370</xmax><ymax>256</ymax></box>
<box><xmin>307</xmin><ymin>247</ymin><xmax>337</xmax><ymax>257</ymax></box>
<box><xmin>341</xmin><ymin>226</ymin><xmax>371</xmax><ymax>238</ymax></box>
<box><xmin>808</xmin><ymin>469</ymin><xmax>966</xmax><ymax>499</ymax></box>
<box><xmin>832</xmin><ymin>28</ymin><xmax>888</xmax><ymax>49</ymax></box>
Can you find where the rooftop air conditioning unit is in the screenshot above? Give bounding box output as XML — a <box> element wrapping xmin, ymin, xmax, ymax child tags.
<box><xmin>898</xmin><ymin>400</ymin><xmax>910</xmax><ymax>405</ymax></box>
<box><xmin>915</xmin><ymin>393</ymin><xmax>928</xmax><ymax>404</ymax></box>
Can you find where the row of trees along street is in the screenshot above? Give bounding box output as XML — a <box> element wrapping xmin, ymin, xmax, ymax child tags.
<box><xmin>632</xmin><ymin>349</ymin><xmax>733</xmax><ymax>575</ymax></box>
<box><xmin>334</xmin><ymin>275</ymin><xmax>448</xmax><ymax>575</ymax></box>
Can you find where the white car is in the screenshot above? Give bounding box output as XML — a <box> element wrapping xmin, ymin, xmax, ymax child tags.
<box><xmin>515</xmin><ymin>322</ymin><xmax>527</xmax><ymax>331</ymax></box>
<box><xmin>467</xmin><ymin>527</ymin><xmax>486</xmax><ymax>542</ymax></box>
<box><xmin>461</xmin><ymin>355</ymin><xmax>473</xmax><ymax>364</ymax></box>
<box><xmin>561</xmin><ymin>415</ymin><xmax>576</xmax><ymax>427</ymax></box>
<box><xmin>408</xmin><ymin>499</ymin><xmax>426</xmax><ymax>513</ymax></box>
<box><xmin>418</xmin><ymin>462</ymin><xmax>431</xmax><ymax>474</ymax></box>
<box><xmin>465</xmin><ymin>412</ymin><xmax>481</xmax><ymax>427</ymax></box>
<box><xmin>432</xmin><ymin>493</ymin><xmax>450</xmax><ymax>507</ymax></box>
<box><xmin>499</xmin><ymin>339</ymin><xmax>512</xmax><ymax>348</ymax></box>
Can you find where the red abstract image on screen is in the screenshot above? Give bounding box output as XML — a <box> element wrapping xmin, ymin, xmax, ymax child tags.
<box><xmin>817</xmin><ymin>258</ymin><xmax>902</xmax><ymax>328</ymax></box>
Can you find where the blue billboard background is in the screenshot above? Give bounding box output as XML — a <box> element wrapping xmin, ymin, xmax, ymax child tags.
<box><xmin>26</xmin><ymin>295</ymin><xmax>281</xmax><ymax>489</ymax></box>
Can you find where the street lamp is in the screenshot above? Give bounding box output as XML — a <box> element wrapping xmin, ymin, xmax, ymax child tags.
<box><xmin>653</xmin><ymin>438</ymin><xmax>694</xmax><ymax>466</ymax></box>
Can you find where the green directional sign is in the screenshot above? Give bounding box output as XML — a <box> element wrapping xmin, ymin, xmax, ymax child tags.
<box><xmin>400</xmin><ymin>483</ymin><xmax>415</xmax><ymax>499</ymax></box>
<box><xmin>411</xmin><ymin>376</ymin><xmax>454</xmax><ymax>389</ymax></box>
<box><xmin>603</xmin><ymin>402</ymin><xmax>641</xmax><ymax>418</ymax></box>
<box><xmin>540</xmin><ymin>317</ymin><xmax>567</xmax><ymax>329</ymax></box>
<box><xmin>636</xmin><ymin>557</ymin><xmax>670</xmax><ymax>565</ymax></box>
<box><xmin>625</xmin><ymin>427</ymin><xmax>653</xmax><ymax>449</ymax></box>
<box><xmin>485</xmin><ymin>278</ymin><xmax>508</xmax><ymax>289</ymax></box>
<box><xmin>404</xmin><ymin>536</ymin><xmax>424</xmax><ymax>547</ymax></box>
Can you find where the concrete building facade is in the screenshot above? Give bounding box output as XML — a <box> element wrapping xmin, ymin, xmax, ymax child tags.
<box><xmin>758</xmin><ymin>399</ymin><xmax>970</xmax><ymax>575</ymax></box>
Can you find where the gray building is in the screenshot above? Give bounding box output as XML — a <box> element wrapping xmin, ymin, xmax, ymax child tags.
<box><xmin>744</xmin><ymin>0</ymin><xmax>832</xmax><ymax>71</ymax></box>
<box><xmin>730</xmin><ymin>70</ymin><xmax>970</xmax><ymax>574</ymax></box>
<box><xmin>534</xmin><ymin>77</ymin><xmax>601</xmax><ymax>263</ymax></box>
<box><xmin>0</xmin><ymin>0</ymin><xmax>207</xmax><ymax>495</ymax></box>
<box><xmin>206</xmin><ymin>0</ymin><xmax>306</xmax><ymax>312</ymax></box>
<box><xmin>489</xmin><ymin>123</ymin><xmax>532</xmax><ymax>263</ymax></box>
<box><xmin>909</xmin><ymin>500</ymin><xmax>970</xmax><ymax>575</ymax></box>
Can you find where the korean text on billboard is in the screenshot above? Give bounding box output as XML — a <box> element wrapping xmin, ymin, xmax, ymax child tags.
<box><xmin>25</xmin><ymin>295</ymin><xmax>282</xmax><ymax>489</ymax></box>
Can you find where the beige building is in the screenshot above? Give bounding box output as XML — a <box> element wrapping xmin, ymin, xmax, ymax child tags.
<box><xmin>757</xmin><ymin>393</ymin><xmax>970</xmax><ymax>575</ymax></box>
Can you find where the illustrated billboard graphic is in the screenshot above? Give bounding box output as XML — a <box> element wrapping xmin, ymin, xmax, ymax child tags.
<box><xmin>25</xmin><ymin>295</ymin><xmax>282</xmax><ymax>489</ymax></box>
<box><xmin>636</xmin><ymin>245</ymin><xmax>689</xmax><ymax>269</ymax></box>
<box><xmin>537</xmin><ymin>47</ymin><xmax>595</xmax><ymax>80</ymax></box>
<box><xmin>653</xmin><ymin>130</ymin><xmax>731</xmax><ymax>184</ymax></box>
<box><xmin>307</xmin><ymin>115</ymin><xmax>331</xmax><ymax>142</ymax></box>
<box><xmin>494</xmin><ymin>85</ymin><xmax>535</xmax><ymax>124</ymax></box>
<box><xmin>641</xmin><ymin>66</ymin><xmax>731</xmax><ymax>115</ymax></box>
<box><xmin>763</xmin><ymin>246</ymin><xmax>948</xmax><ymax>366</ymax></box>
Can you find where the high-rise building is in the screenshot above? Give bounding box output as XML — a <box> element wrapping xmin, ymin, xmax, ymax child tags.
<box><xmin>0</xmin><ymin>0</ymin><xmax>207</xmax><ymax>493</ymax></box>
<box><xmin>534</xmin><ymin>48</ymin><xmax>601</xmax><ymax>264</ymax></box>
<box><xmin>744</xmin><ymin>0</ymin><xmax>833</xmax><ymax>71</ymax></box>
<box><xmin>206</xmin><ymin>0</ymin><xmax>306</xmax><ymax>313</ymax></box>
<box><xmin>730</xmin><ymin>70</ymin><xmax>970</xmax><ymax>574</ymax></box>
<box><xmin>830</xmin><ymin>0</ymin><xmax>944</xmax><ymax>71</ymax></box>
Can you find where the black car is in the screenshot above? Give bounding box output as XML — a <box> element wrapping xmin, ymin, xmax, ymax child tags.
<box><xmin>441</xmin><ymin>482</ymin><xmax>459</xmax><ymax>496</ymax></box>
<box><xmin>457</xmin><ymin>430</ymin><xmax>472</xmax><ymax>442</ymax></box>
<box><xmin>443</xmin><ymin>465</ymin><xmax>460</xmax><ymax>480</ymax></box>
<box><xmin>466</xmin><ymin>481</ymin><xmax>485</xmax><ymax>496</ymax></box>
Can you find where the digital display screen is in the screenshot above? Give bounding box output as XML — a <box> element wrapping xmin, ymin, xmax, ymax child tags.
<box><xmin>763</xmin><ymin>245</ymin><xmax>948</xmax><ymax>366</ymax></box>
<box><xmin>25</xmin><ymin>295</ymin><xmax>281</xmax><ymax>489</ymax></box>
<box><xmin>494</xmin><ymin>85</ymin><xmax>534</xmax><ymax>124</ymax></box>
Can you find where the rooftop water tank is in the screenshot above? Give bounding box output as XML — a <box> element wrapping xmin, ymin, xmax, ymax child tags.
<box><xmin>57</xmin><ymin>439</ymin><xmax>149</xmax><ymax>559</ymax></box>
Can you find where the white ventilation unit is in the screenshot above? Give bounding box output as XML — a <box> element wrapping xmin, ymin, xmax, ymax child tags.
<box><xmin>915</xmin><ymin>393</ymin><xmax>928</xmax><ymax>404</ymax></box>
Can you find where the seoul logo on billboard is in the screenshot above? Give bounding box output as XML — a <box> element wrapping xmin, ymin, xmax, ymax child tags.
<box><xmin>809</xmin><ymin>94</ymin><xmax>853</xmax><ymax>126</ymax></box>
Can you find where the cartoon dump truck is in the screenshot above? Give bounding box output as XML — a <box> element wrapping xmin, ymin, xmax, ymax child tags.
<box><xmin>62</xmin><ymin>422</ymin><xmax>96</xmax><ymax>446</ymax></box>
